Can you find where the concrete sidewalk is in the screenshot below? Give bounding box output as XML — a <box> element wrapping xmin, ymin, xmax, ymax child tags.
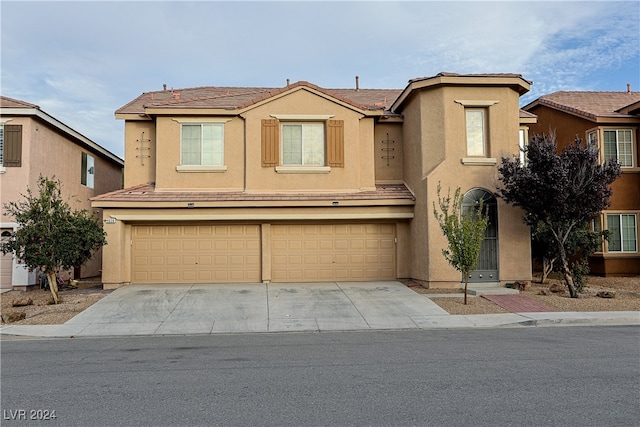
<box><xmin>1</xmin><ymin>281</ymin><xmax>638</xmax><ymax>339</ymax></box>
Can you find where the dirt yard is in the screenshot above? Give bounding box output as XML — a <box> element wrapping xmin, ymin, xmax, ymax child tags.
<box><xmin>1</xmin><ymin>280</ymin><xmax>111</xmax><ymax>326</ymax></box>
<box><xmin>1</xmin><ymin>275</ymin><xmax>638</xmax><ymax>325</ymax></box>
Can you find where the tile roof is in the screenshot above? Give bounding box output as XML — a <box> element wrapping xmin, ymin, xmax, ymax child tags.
<box><xmin>1</xmin><ymin>96</ymin><xmax>39</xmax><ymax>109</ymax></box>
<box><xmin>116</xmin><ymin>81</ymin><xmax>402</xmax><ymax>115</ymax></box>
<box><xmin>527</xmin><ymin>91</ymin><xmax>640</xmax><ymax>120</ymax></box>
<box><xmin>92</xmin><ymin>183</ymin><xmax>415</xmax><ymax>203</ymax></box>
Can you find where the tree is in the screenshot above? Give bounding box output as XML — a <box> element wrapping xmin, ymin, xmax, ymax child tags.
<box><xmin>497</xmin><ymin>133</ymin><xmax>621</xmax><ymax>298</ymax></box>
<box><xmin>532</xmin><ymin>220</ymin><xmax>606</xmax><ymax>289</ymax></box>
<box><xmin>0</xmin><ymin>176</ymin><xmax>107</xmax><ymax>303</ymax></box>
<box><xmin>433</xmin><ymin>183</ymin><xmax>489</xmax><ymax>305</ymax></box>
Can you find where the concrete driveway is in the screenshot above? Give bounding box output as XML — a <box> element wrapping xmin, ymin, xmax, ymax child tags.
<box><xmin>59</xmin><ymin>281</ymin><xmax>449</xmax><ymax>336</ymax></box>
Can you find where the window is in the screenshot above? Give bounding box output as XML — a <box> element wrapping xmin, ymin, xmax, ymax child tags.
<box><xmin>606</xmin><ymin>214</ymin><xmax>637</xmax><ymax>252</ymax></box>
<box><xmin>465</xmin><ymin>108</ymin><xmax>487</xmax><ymax>156</ymax></box>
<box><xmin>603</xmin><ymin>129</ymin><xmax>633</xmax><ymax>167</ymax></box>
<box><xmin>261</xmin><ymin>118</ymin><xmax>344</xmax><ymax>170</ymax></box>
<box><xmin>0</xmin><ymin>124</ymin><xmax>4</xmax><ymax>166</ymax></box>
<box><xmin>591</xmin><ymin>215</ymin><xmax>604</xmax><ymax>252</ymax></box>
<box><xmin>519</xmin><ymin>128</ymin><xmax>527</xmax><ymax>164</ymax></box>
<box><xmin>282</xmin><ymin>123</ymin><xmax>324</xmax><ymax>166</ymax></box>
<box><xmin>81</xmin><ymin>152</ymin><xmax>95</xmax><ymax>189</ymax></box>
<box><xmin>181</xmin><ymin>123</ymin><xmax>224</xmax><ymax>166</ymax></box>
<box><xmin>1</xmin><ymin>124</ymin><xmax>22</xmax><ymax>167</ymax></box>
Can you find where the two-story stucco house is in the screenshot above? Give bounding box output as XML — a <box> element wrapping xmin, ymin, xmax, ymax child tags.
<box><xmin>0</xmin><ymin>96</ymin><xmax>124</xmax><ymax>289</ymax></box>
<box><xmin>93</xmin><ymin>73</ymin><xmax>534</xmax><ymax>290</ymax></box>
<box><xmin>523</xmin><ymin>89</ymin><xmax>640</xmax><ymax>276</ymax></box>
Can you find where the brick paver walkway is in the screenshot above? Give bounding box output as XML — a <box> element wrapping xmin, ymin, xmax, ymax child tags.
<box><xmin>482</xmin><ymin>295</ymin><xmax>556</xmax><ymax>312</ymax></box>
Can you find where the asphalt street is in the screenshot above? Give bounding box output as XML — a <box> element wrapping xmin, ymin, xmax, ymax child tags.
<box><xmin>2</xmin><ymin>326</ymin><xmax>639</xmax><ymax>426</ymax></box>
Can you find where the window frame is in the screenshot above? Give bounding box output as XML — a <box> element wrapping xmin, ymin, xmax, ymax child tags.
<box><xmin>280</xmin><ymin>122</ymin><xmax>326</xmax><ymax>167</ymax></box>
<box><xmin>0</xmin><ymin>123</ymin><xmax>4</xmax><ymax>167</ymax></box>
<box><xmin>605</xmin><ymin>213</ymin><xmax>638</xmax><ymax>253</ymax></box>
<box><xmin>465</xmin><ymin>108</ymin><xmax>488</xmax><ymax>157</ymax></box>
<box><xmin>175</xmin><ymin>119</ymin><xmax>229</xmax><ymax>172</ymax></box>
<box><xmin>81</xmin><ymin>152</ymin><xmax>95</xmax><ymax>189</ymax></box>
<box><xmin>589</xmin><ymin>127</ymin><xmax>635</xmax><ymax>168</ymax></box>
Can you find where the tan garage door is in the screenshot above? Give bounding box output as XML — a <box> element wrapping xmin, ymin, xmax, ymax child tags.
<box><xmin>271</xmin><ymin>223</ymin><xmax>396</xmax><ymax>282</ymax></box>
<box><xmin>1</xmin><ymin>230</ymin><xmax>13</xmax><ymax>289</ymax></box>
<box><xmin>132</xmin><ymin>225</ymin><xmax>260</xmax><ymax>284</ymax></box>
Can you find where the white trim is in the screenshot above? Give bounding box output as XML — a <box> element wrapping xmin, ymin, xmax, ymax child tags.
<box><xmin>270</xmin><ymin>114</ymin><xmax>334</xmax><ymax>121</ymax></box>
<box><xmin>176</xmin><ymin>165</ymin><xmax>228</xmax><ymax>172</ymax></box>
<box><xmin>454</xmin><ymin>100</ymin><xmax>499</xmax><ymax>107</ymax></box>
<box><xmin>275</xmin><ymin>166</ymin><xmax>331</xmax><ymax>174</ymax></box>
<box><xmin>461</xmin><ymin>158</ymin><xmax>497</xmax><ymax>165</ymax></box>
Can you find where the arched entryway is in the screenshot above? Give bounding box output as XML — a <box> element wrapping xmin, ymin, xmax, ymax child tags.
<box><xmin>462</xmin><ymin>188</ymin><xmax>498</xmax><ymax>283</ymax></box>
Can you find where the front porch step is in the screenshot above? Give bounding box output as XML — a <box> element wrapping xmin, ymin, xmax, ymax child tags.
<box><xmin>466</xmin><ymin>283</ymin><xmax>520</xmax><ymax>296</ymax></box>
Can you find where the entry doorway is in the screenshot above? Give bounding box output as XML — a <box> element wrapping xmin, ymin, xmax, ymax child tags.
<box><xmin>462</xmin><ymin>189</ymin><xmax>498</xmax><ymax>283</ymax></box>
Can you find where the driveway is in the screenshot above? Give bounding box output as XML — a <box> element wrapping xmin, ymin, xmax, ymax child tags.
<box><xmin>59</xmin><ymin>281</ymin><xmax>449</xmax><ymax>335</ymax></box>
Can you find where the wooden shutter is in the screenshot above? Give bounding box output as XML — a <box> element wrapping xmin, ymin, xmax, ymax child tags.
<box><xmin>261</xmin><ymin>119</ymin><xmax>279</xmax><ymax>167</ymax></box>
<box><xmin>3</xmin><ymin>125</ymin><xmax>22</xmax><ymax>167</ymax></box>
<box><xmin>327</xmin><ymin>120</ymin><xmax>344</xmax><ymax>167</ymax></box>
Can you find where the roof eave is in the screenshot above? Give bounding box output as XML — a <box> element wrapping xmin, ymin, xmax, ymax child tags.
<box><xmin>392</xmin><ymin>74</ymin><xmax>531</xmax><ymax>112</ymax></box>
<box><xmin>2</xmin><ymin>107</ymin><xmax>124</xmax><ymax>166</ymax></box>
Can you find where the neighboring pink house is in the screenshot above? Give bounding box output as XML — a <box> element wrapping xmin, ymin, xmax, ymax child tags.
<box><xmin>0</xmin><ymin>96</ymin><xmax>124</xmax><ymax>289</ymax></box>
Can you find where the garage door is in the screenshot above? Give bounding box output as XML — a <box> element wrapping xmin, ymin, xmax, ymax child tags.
<box><xmin>271</xmin><ymin>224</ymin><xmax>396</xmax><ymax>282</ymax></box>
<box><xmin>132</xmin><ymin>225</ymin><xmax>260</xmax><ymax>283</ymax></box>
<box><xmin>1</xmin><ymin>230</ymin><xmax>13</xmax><ymax>289</ymax></box>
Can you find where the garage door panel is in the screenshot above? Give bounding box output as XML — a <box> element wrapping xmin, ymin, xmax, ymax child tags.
<box><xmin>272</xmin><ymin>224</ymin><xmax>396</xmax><ymax>282</ymax></box>
<box><xmin>132</xmin><ymin>225</ymin><xmax>260</xmax><ymax>284</ymax></box>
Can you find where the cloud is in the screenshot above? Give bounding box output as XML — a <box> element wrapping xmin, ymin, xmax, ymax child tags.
<box><xmin>1</xmin><ymin>1</ymin><xmax>638</xmax><ymax>158</ymax></box>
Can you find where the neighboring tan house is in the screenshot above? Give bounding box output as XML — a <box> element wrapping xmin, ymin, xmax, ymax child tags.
<box><xmin>523</xmin><ymin>90</ymin><xmax>640</xmax><ymax>276</ymax></box>
<box><xmin>0</xmin><ymin>96</ymin><xmax>124</xmax><ymax>289</ymax></box>
<box><xmin>92</xmin><ymin>73</ymin><xmax>533</xmax><ymax>289</ymax></box>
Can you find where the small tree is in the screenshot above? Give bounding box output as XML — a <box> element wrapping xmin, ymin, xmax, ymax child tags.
<box><xmin>497</xmin><ymin>134</ymin><xmax>621</xmax><ymax>298</ymax></box>
<box><xmin>433</xmin><ymin>184</ymin><xmax>489</xmax><ymax>305</ymax></box>
<box><xmin>0</xmin><ymin>176</ymin><xmax>107</xmax><ymax>303</ymax></box>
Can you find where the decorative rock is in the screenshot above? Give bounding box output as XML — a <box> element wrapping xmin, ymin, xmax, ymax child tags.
<box><xmin>538</xmin><ymin>289</ymin><xmax>550</xmax><ymax>296</ymax></box>
<box><xmin>512</xmin><ymin>280</ymin><xmax>530</xmax><ymax>291</ymax></box>
<box><xmin>596</xmin><ymin>290</ymin><xmax>616</xmax><ymax>299</ymax></box>
<box><xmin>11</xmin><ymin>298</ymin><xmax>33</xmax><ymax>307</ymax></box>
<box><xmin>2</xmin><ymin>311</ymin><xmax>26</xmax><ymax>323</ymax></box>
<box><xmin>549</xmin><ymin>284</ymin><xmax>565</xmax><ymax>293</ymax></box>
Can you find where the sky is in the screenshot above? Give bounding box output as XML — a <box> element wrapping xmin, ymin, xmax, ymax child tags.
<box><xmin>1</xmin><ymin>1</ymin><xmax>639</xmax><ymax>159</ymax></box>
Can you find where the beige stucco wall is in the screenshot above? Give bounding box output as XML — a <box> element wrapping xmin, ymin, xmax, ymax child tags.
<box><xmin>374</xmin><ymin>122</ymin><xmax>404</xmax><ymax>182</ymax></box>
<box><xmin>123</xmin><ymin>120</ymin><xmax>156</xmax><ymax>188</ymax></box>
<box><xmin>1</xmin><ymin>116</ymin><xmax>123</xmax><ymax>282</ymax></box>
<box><xmin>402</xmin><ymin>84</ymin><xmax>532</xmax><ymax>287</ymax></box>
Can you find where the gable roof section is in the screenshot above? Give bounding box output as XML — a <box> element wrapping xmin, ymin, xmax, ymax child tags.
<box><xmin>116</xmin><ymin>81</ymin><xmax>402</xmax><ymax>118</ymax></box>
<box><xmin>523</xmin><ymin>91</ymin><xmax>640</xmax><ymax>121</ymax></box>
<box><xmin>1</xmin><ymin>95</ymin><xmax>124</xmax><ymax>166</ymax></box>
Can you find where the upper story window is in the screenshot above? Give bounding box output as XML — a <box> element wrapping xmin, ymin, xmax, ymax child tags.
<box><xmin>0</xmin><ymin>123</ymin><xmax>22</xmax><ymax>168</ymax></box>
<box><xmin>282</xmin><ymin>123</ymin><xmax>324</xmax><ymax>166</ymax></box>
<box><xmin>181</xmin><ymin>123</ymin><xmax>224</xmax><ymax>166</ymax></box>
<box><xmin>465</xmin><ymin>108</ymin><xmax>487</xmax><ymax>156</ymax></box>
<box><xmin>589</xmin><ymin>128</ymin><xmax>635</xmax><ymax>168</ymax></box>
<box><xmin>0</xmin><ymin>124</ymin><xmax>4</xmax><ymax>167</ymax></box>
<box><xmin>519</xmin><ymin>127</ymin><xmax>528</xmax><ymax>165</ymax></box>
<box><xmin>261</xmin><ymin>117</ymin><xmax>344</xmax><ymax>173</ymax></box>
<box><xmin>606</xmin><ymin>213</ymin><xmax>637</xmax><ymax>252</ymax></box>
<box><xmin>603</xmin><ymin>129</ymin><xmax>633</xmax><ymax>167</ymax></box>
<box><xmin>81</xmin><ymin>152</ymin><xmax>95</xmax><ymax>189</ymax></box>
